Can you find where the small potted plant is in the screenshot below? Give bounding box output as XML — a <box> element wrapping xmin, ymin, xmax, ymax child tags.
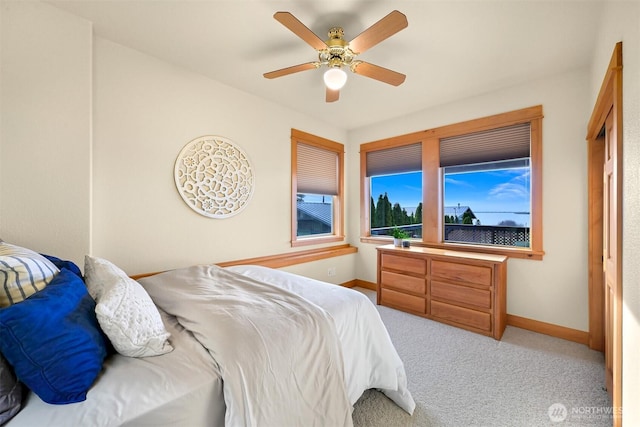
<box><xmin>391</xmin><ymin>227</ymin><xmax>410</xmax><ymax>247</ymax></box>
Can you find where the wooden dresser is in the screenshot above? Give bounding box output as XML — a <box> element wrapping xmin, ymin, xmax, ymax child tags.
<box><xmin>376</xmin><ymin>244</ymin><xmax>508</xmax><ymax>339</ymax></box>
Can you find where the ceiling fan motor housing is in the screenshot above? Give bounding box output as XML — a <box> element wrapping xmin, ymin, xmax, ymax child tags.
<box><xmin>319</xmin><ymin>27</ymin><xmax>354</xmax><ymax>69</ymax></box>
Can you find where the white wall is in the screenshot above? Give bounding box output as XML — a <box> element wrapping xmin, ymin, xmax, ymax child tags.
<box><xmin>588</xmin><ymin>1</ymin><xmax>640</xmax><ymax>423</ymax></box>
<box><xmin>92</xmin><ymin>37</ymin><xmax>353</xmax><ymax>279</ymax></box>
<box><xmin>348</xmin><ymin>67</ymin><xmax>592</xmax><ymax>332</ymax></box>
<box><xmin>0</xmin><ymin>1</ymin><xmax>92</xmax><ymax>264</ymax></box>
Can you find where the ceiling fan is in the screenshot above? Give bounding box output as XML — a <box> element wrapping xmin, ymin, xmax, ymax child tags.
<box><xmin>263</xmin><ymin>10</ymin><xmax>408</xmax><ymax>103</ymax></box>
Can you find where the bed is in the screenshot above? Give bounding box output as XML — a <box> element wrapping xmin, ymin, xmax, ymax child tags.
<box><xmin>1</xmin><ymin>243</ymin><xmax>414</xmax><ymax>427</ymax></box>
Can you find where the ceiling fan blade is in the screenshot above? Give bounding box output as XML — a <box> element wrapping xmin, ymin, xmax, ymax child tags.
<box><xmin>273</xmin><ymin>12</ymin><xmax>327</xmax><ymax>51</ymax></box>
<box><xmin>326</xmin><ymin>87</ymin><xmax>339</xmax><ymax>103</ymax></box>
<box><xmin>348</xmin><ymin>10</ymin><xmax>408</xmax><ymax>55</ymax></box>
<box><xmin>353</xmin><ymin>62</ymin><xmax>406</xmax><ymax>86</ymax></box>
<box><xmin>263</xmin><ymin>62</ymin><xmax>318</xmax><ymax>79</ymax></box>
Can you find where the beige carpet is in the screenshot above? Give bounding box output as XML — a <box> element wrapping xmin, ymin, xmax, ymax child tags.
<box><xmin>352</xmin><ymin>288</ymin><xmax>611</xmax><ymax>427</ymax></box>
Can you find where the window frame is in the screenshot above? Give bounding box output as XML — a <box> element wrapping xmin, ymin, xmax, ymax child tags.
<box><xmin>291</xmin><ymin>129</ymin><xmax>345</xmax><ymax>247</ymax></box>
<box><xmin>360</xmin><ymin>106</ymin><xmax>544</xmax><ymax>260</ymax></box>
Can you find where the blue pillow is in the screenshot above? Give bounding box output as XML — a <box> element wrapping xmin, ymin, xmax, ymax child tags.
<box><xmin>41</xmin><ymin>254</ymin><xmax>82</xmax><ymax>278</ymax></box>
<box><xmin>0</xmin><ymin>268</ymin><xmax>108</xmax><ymax>404</ymax></box>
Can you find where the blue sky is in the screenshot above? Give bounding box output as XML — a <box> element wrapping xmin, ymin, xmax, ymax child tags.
<box><xmin>371</xmin><ymin>168</ymin><xmax>531</xmax><ymax>225</ymax></box>
<box><xmin>371</xmin><ymin>172</ymin><xmax>422</xmax><ymax>208</ymax></box>
<box><xmin>444</xmin><ymin>168</ymin><xmax>530</xmax><ymax>213</ymax></box>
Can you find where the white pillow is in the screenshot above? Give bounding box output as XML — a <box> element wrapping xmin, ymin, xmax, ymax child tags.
<box><xmin>0</xmin><ymin>242</ymin><xmax>59</xmax><ymax>307</ymax></box>
<box><xmin>84</xmin><ymin>256</ymin><xmax>173</xmax><ymax>357</ymax></box>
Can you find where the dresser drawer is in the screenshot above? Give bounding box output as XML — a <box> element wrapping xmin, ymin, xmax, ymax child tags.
<box><xmin>431</xmin><ymin>280</ymin><xmax>491</xmax><ymax>309</ymax></box>
<box><xmin>430</xmin><ymin>300</ymin><xmax>491</xmax><ymax>331</ymax></box>
<box><xmin>381</xmin><ymin>271</ymin><xmax>426</xmax><ymax>294</ymax></box>
<box><xmin>381</xmin><ymin>288</ymin><xmax>426</xmax><ymax>314</ymax></box>
<box><xmin>381</xmin><ymin>253</ymin><xmax>426</xmax><ymax>275</ymax></box>
<box><xmin>431</xmin><ymin>260</ymin><xmax>492</xmax><ymax>287</ymax></box>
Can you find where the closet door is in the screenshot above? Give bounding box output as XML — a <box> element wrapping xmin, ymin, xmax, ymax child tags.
<box><xmin>587</xmin><ymin>41</ymin><xmax>622</xmax><ymax>427</ymax></box>
<box><xmin>602</xmin><ymin>109</ymin><xmax>621</xmax><ymax>402</ymax></box>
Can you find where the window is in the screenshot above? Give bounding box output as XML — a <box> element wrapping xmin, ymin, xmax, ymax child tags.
<box><xmin>360</xmin><ymin>106</ymin><xmax>544</xmax><ymax>260</ymax></box>
<box><xmin>366</xmin><ymin>143</ymin><xmax>423</xmax><ymax>238</ymax></box>
<box><xmin>291</xmin><ymin>129</ymin><xmax>344</xmax><ymax>247</ymax></box>
<box><xmin>441</xmin><ymin>123</ymin><xmax>531</xmax><ymax>248</ymax></box>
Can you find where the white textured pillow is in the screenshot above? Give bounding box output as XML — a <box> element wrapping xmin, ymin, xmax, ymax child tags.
<box><xmin>0</xmin><ymin>242</ymin><xmax>59</xmax><ymax>307</ymax></box>
<box><xmin>84</xmin><ymin>256</ymin><xmax>173</xmax><ymax>357</ymax></box>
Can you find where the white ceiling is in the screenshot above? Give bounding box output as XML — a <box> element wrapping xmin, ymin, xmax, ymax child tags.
<box><xmin>46</xmin><ymin>0</ymin><xmax>604</xmax><ymax>131</ymax></box>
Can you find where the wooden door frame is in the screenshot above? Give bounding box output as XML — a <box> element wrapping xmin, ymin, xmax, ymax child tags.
<box><xmin>587</xmin><ymin>41</ymin><xmax>622</xmax><ymax>425</ymax></box>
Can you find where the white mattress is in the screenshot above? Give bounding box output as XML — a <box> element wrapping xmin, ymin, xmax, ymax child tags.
<box><xmin>6</xmin><ymin>310</ymin><xmax>224</xmax><ymax>427</ymax></box>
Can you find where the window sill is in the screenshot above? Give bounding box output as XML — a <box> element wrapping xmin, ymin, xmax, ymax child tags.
<box><xmin>360</xmin><ymin>237</ymin><xmax>544</xmax><ymax>260</ymax></box>
<box><xmin>292</xmin><ymin>235</ymin><xmax>345</xmax><ymax>248</ymax></box>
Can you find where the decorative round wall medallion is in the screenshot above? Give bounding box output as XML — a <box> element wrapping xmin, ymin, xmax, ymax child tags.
<box><xmin>174</xmin><ymin>135</ymin><xmax>255</xmax><ymax>218</ymax></box>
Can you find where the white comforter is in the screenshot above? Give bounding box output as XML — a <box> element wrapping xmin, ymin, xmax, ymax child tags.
<box><xmin>226</xmin><ymin>265</ymin><xmax>415</xmax><ymax>414</ymax></box>
<box><xmin>140</xmin><ymin>265</ymin><xmax>354</xmax><ymax>427</ymax></box>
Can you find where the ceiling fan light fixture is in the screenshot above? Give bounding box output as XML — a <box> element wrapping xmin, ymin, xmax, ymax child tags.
<box><xmin>323</xmin><ymin>67</ymin><xmax>347</xmax><ymax>90</ymax></box>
